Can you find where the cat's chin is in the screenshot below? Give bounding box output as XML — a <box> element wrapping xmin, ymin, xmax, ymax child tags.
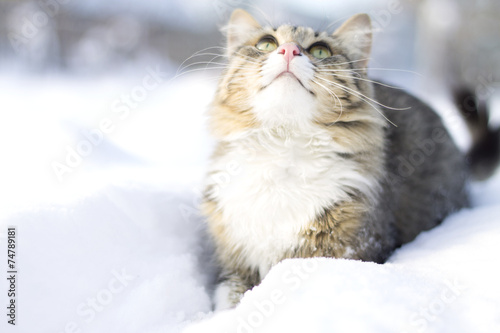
<box><xmin>253</xmin><ymin>73</ymin><xmax>316</xmax><ymax>130</ymax></box>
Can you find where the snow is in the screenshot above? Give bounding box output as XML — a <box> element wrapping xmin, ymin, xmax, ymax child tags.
<box><xmin>1</xmin><ymin>69</ymin><xmax>500</xmax><ymax>333</ymax></box>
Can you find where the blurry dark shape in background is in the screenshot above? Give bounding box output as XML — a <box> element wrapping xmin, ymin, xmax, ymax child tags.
<box><xmin>0</xmin><ymin>0</ymin><xmax>498</xmax><ymax>99</ymax></box>
<box><xmin>417</xmin><ymin>0</ymin><xmax>500</xmax><ymax>98</ymax></box>
<box><xmin>454</xmin><ymin>87</ymin><xmax>500</xmax><ymax>181</ymax></box>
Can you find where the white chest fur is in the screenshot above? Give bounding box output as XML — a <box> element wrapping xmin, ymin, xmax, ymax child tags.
<box><xmin>207</xmin><ymin>126</ymin><xmax>375</xmax><ymax>278</ymax></box>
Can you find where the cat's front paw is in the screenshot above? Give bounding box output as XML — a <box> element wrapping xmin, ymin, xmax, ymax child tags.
<box><xmin>214</xmin><ymin>281</ymin><xmax>239</xmax><ymax>311</ymax></box>
<box><xmin>213</xmin><ymin>274</ymin><xmax>251</xmax><ymax>311</ymax></box>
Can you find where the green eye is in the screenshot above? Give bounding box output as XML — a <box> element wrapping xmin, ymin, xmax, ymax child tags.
<box><xmin>309</xmin><ymin>44</ymin><xmax>332</xmax><ymax>59</ymax></box>
<box><xmin>256</xmin><ymin>37</ymin><xmax>278</xmax><ymax>52</ymax></box>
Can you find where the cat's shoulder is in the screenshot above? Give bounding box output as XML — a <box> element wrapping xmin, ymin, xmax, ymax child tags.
<box><xmin>373</xmin><ymin>81</ymin><xmax>445</xmax><ymax>130</ymax></box>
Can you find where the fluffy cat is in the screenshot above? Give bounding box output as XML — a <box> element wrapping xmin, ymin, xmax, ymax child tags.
<box><xmin>201</xmin><ymin>9</ymin><xmax>472</xmax><ymax>309</ymax></box>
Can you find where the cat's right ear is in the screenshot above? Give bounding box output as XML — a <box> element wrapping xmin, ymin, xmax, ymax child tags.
<box><xmin>225</xmin><ymin>9</ymin><xmax>261</xmax><ymax>56</ymax></box>
<box><xmin>332</xmin><ymin>14</ymin><xmax>372</xmax><ymax>69</ymax></box>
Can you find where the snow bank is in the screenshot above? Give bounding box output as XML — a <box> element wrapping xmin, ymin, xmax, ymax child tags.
<box><xmin>3</xmin><ymin>180</ymin><xmax>214</xmax><ymax>333</ymax></box>
<box><xmin>0</xmin><ymin>71</ymin><xmax>217</xmax><ymax>333</ymax></box>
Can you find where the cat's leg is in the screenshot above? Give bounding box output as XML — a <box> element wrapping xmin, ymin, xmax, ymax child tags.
<box><xmin>213</xmin><ymin>271</ymin><xmax>258</xmax><ymax>310</ymax></box>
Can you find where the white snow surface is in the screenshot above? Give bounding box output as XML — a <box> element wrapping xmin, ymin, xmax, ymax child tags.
<box><xmin>1</xmin><ymin>70</ymin><xmax>500</xmax><ymax>333</ymax></box>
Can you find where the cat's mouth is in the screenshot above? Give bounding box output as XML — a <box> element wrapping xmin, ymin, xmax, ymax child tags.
<box><xmin>276</xmin><ymin>71</ymin><xmax>298</xmax><ymax>80</ymax></box>
<box><xmin>264</xmin><ymin>70</ymin><xmax>313</xmax><ymax>95</ymax></box>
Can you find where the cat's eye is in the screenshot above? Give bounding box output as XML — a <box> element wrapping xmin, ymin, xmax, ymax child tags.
<box><xmin>309</xmin><ymin>43</ymin><xmax>332</xmax><ymax>59</ymax></box>
<box><xmin>256</xmin><ymin>37</ymin><xmax>278</xmax><ymax>52</ymax></box>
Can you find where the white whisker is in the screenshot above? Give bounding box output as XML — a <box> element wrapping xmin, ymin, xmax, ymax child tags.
<box><xmin>311</xmin><ymin>79</ymin><xmax>344</xmax><ymax>124</ymax></box>
<box><xmin>316</xmin><ymin>72</ymin><xmax>403</xmax><ymax>90</ymax></box>
<box><xmin>316</xmin><ymin>58</ymin><xmax>371</xmax><ymax>67</ymax></box>
<box><xmin>317</xmin><ymin>67</ymin><xmax>422</xmax><ymax>76</ymax></box>
<box><xmin>315</xmin><ymin>76</ymin><xmax>400</xmax><ymax>127</ymax></box>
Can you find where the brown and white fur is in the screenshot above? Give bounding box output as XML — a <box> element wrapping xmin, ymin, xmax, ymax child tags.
<box><xmin>201</xmin><ymin>9</ymin><xmax>470</xmax><ymax>309</ymax></box>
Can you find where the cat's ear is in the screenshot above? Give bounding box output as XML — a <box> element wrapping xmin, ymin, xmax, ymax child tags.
<box><xmin>332</xmin><ymin>14</ymin><xmax>372</xmax><ymax>69</ymax></box>
<box><xmin>226</xmin><ymin>9</ymin><xmax>261</xmax><ymax>56</ymax></box>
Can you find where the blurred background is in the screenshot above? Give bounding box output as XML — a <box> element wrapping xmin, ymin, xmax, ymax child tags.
<box><xmin>0</xmin><ymin>0</ymin><xmax>499</xmax><ymax>207</ymax></box>
<box><xmin>1</xmin><ymin>0</ymin><xmax>499</xmax><ymax>88</ymax></box>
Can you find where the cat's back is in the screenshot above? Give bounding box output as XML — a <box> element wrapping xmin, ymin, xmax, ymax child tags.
<box><xmin>373</xmin><ymin>83</ymin><xmax>469</xmax><ymax>244</ymax></box>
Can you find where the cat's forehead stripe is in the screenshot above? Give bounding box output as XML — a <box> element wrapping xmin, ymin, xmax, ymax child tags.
<box><xmin>274</xmin><ymin>25</ymin><xmax>318</xmax><ymax>47</ymax></box>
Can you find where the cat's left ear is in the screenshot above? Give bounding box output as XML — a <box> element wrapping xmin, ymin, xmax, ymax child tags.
<box><xmin>332</xmin><ymin>14</ymin><xmax>372</xmax><ymax>69</ymax></box>
<box><xmin>226</xmin><ymin>9</ymin><xmax>261</xmax><ymax>56</ymax></box>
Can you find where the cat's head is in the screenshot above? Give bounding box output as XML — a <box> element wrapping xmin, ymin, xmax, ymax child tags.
<box><xmin>210</xmin><ymin>9</ymin><xmax>385</xmax><ymax>141</ymax></box>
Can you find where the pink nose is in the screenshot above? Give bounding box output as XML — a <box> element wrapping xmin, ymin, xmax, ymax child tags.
<box><xmin>277</xmin><ymin>43</ymin><xmax>301</xmax><ymax>63</ymax></box>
